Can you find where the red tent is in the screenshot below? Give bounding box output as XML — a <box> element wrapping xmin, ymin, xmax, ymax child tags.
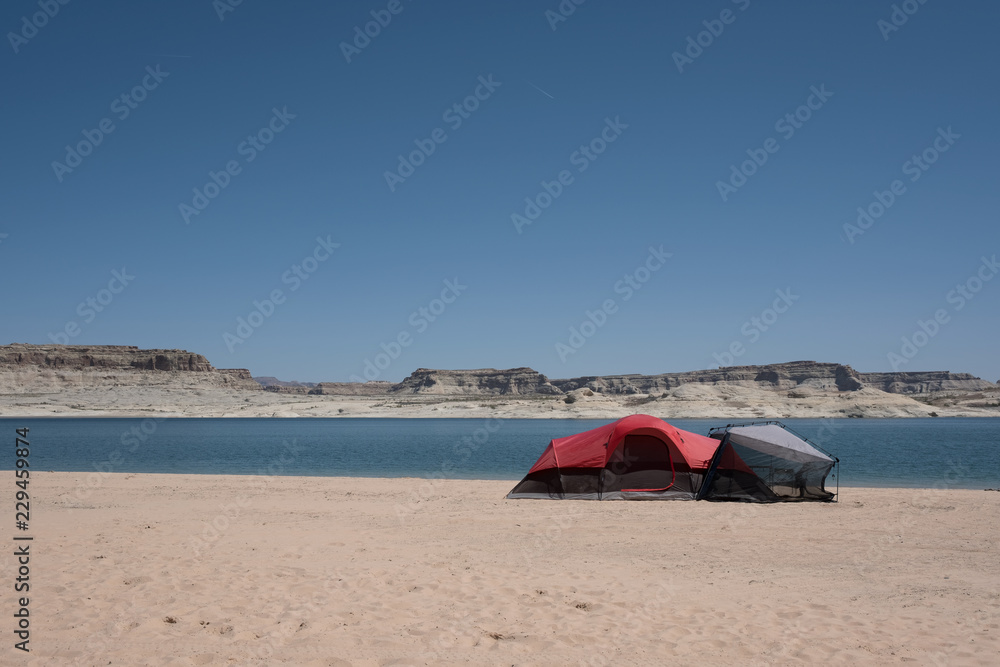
<box><xmin>507</xmin><ymin>414</ymin><xmax>763</xmax><ymax>500</ymax></box>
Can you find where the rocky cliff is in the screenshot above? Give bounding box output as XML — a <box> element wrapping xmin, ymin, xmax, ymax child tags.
<box><xmin>0</xmin><ymin>344</ymin><xmax>261</xmax><ymax>391</ymax></box>
<box><xmin>263</xmin><ymin>381</ymin><xmax>395</xmax><ymax>396</ymax></box>
<box><xmin>312</xmin><ymin>381</ymin><xmax>396</xmax><ymax>396</ymax></box>
<box><xmin>551</xmin><ymin>362</ymin><xmax>994</xmax><ymax>396</ymax></box>
<box><xmin>300</xmin><ymin>361</ymin><xmax>994</xmax><ymax>397</ymax></box>
<box><xmin>219</xmin><ymin>368</ymin><xmax>255</xmax><ymax>382</ymax></box>
<box><xmin>390</xmin><ymin>368</ymin><xmax>562</xmax><ymax>396</ymax></box>
<box><xmin>0</xmin><ymin>344</ymin><xmax>217</xmax><ymax>372</ymax></box>
<box><xmin>551</xmin><ymin>361</ymin><xmax>868</xmax><ymax>395</ymax></box>
<box><xmin>857</xmin><ymin>371</ymin><xmax>995</xmax><ymax>394</ymax></box>
<box><xmin>5</xmin><ymin>344</ymin><xmax>993</xmax><ymax>410</ymax></box>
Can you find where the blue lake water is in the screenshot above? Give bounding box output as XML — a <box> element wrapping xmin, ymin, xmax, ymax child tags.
<box><xmin>2</xmin><ymin>418</ymin><xmax>999</xmax><ymax>489</ymax></box>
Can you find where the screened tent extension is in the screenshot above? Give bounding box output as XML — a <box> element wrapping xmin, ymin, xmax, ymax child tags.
<box><xmin>701</xmin><ymin>422</ymin><xmax>838</xmax><ymax>502</ymax></box>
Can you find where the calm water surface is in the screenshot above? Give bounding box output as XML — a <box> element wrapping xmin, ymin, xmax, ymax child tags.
<box><xmin>2</xmin><ymin>418</ymin><xmax>998</xmax><ymax>489</ymax></box>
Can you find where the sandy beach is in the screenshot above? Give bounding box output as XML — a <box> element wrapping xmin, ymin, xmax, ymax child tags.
<box><xmin>12</xmin><ymin>473</ymin><xmax>998</xmax><ymax>665</ymax></box>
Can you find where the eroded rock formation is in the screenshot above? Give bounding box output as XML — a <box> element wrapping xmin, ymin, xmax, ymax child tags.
<box><xmin>4</xmin><ymin>345</ymin><xmax>992</xmax><ymax>401</ymax></box>
<box><xmin>0</xmin><ymin>344</ymin><xmax>261</xmax><ymax>391</ymax></box>
<box><xmin>391</xmin><ymin>368</ymin><xmax>563</xmax><ymax>396</ymax></box>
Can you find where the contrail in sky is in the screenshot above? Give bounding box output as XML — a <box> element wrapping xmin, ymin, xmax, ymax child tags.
<box><xmin>526</xmin><ymin>81</ymin><xmax>555</xmax><ymax>100</ymax></box>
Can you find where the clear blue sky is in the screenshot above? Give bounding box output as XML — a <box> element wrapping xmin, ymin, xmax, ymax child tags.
<box><xmin>3</xmin><ymin>0</ymin><xmax>998</xmax><ymax>383</ymax></box>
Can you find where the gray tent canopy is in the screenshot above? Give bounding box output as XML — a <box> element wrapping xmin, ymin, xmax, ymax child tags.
<box><xmin>700</xmin><ymin>421</ymin><xmax>839</xmax><ymax>502</ymax></box>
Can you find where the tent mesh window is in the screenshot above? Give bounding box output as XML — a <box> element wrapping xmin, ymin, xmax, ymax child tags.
<box><xmin>700</xmin><ymin>462</ymin><xmax>779</xmax><ymax>502</ymax></box>
<box><xmin>728</xmin><ymin>442</ymin><xmax>831</xmax><ymax>499</ymax></box>
<box><xmin>506</xmin><ymin>468</ymin><xmax>602</xmax><ymax>499</ymax></box>
<box><xmin>558</xmin><ymin>469</ymin><xmax>602</xmax><ymax>498</ymax></box>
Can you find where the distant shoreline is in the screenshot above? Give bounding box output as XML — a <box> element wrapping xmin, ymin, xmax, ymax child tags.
<box><xmin>4</xmin><ymin>413</ymin><xmax>1000</xmax><ymax>419</ymax></box>
<box><xmin>4</xmin><ymin>346</ymin><xmax>999</xmax><ymax>419</ymax></box>
<box><xmin>3</xmin><ymin>388</ymin><xmax>999</xmax><ymax>419</ymax></box>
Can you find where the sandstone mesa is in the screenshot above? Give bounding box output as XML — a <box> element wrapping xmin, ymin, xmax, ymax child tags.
<box><xmin>1</xmin><ymin>343</ymin><xmax>997</xmax><ymax>419</ymax></box>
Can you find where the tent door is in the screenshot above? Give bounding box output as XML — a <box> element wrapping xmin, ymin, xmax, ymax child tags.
<box><xmin>617</xmin><ymin>434</ymin><xmax>675</xmax><ymax>492</ymax></box>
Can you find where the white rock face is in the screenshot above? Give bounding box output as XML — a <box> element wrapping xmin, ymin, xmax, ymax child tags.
<box><xmin>1</xmin><ymin>346</ymin><xmax>997</xmax><ymax>418</ymax></box>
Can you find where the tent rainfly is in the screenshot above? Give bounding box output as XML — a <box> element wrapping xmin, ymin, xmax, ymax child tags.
<box><xmin>506</xmin><ymin>415</ymin><xmax>838</xmax><ymax>502</ymax></box>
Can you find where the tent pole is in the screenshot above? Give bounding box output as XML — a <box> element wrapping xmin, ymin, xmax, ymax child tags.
<box><xmin>696</xmin><ymin>433</ymin><xmax>729</xmax><ymax>500</ymax></box>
